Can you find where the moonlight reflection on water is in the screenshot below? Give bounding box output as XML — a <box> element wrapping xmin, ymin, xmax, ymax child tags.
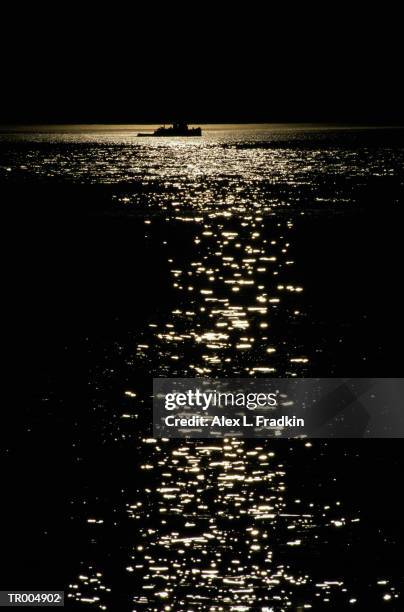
<box><xmin>1</xmin><ymin>126</ymin><xmax>403</xmax><ymax>610</ymax></box>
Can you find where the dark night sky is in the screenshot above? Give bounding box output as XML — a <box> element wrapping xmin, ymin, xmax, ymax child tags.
<box><xmin>1</xmin><ymin>6</ymin><xmax>403</xmax><ymax>125</ymax></box>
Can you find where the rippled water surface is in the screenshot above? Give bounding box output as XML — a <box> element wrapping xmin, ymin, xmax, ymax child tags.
<box><xmin>1</xmin><ymin>126</ymin><xmax>403</xmax><ymax>610</ymax></box>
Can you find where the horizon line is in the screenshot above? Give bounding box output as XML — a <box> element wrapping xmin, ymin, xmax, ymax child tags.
<box><xmin>1</xmin><ymin>121</ymin><xmax>404</xmax><ymax>133</ymax></box>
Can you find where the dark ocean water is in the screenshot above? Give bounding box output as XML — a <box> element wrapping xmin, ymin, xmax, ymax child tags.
<box><xmin>1</xmin><ymin>126</ymin><xmax>403</xmax><ymax>610</ymax></box>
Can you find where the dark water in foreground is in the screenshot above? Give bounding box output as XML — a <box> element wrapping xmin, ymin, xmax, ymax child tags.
<box><xmin>1</xmin><ymin>126</ymin><xmax>404</xmax><ymax>610</ymax></box>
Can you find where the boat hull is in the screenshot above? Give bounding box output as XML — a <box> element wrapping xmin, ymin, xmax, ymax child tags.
<box><xmin>137</xmin><ymin>127</ymin><xmax>202</xmax><ymax>137</ymax></box>
<box><xmin>138</xmin><ymin>133</ymin><xmax>202</xmax><ymax>137</ymax></box>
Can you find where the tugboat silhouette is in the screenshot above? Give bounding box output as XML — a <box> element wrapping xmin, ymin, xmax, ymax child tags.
<box><xmin>138</xmin><ymin>121</ymin><xmax>202</xmax><ymax>137</ymax></box>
